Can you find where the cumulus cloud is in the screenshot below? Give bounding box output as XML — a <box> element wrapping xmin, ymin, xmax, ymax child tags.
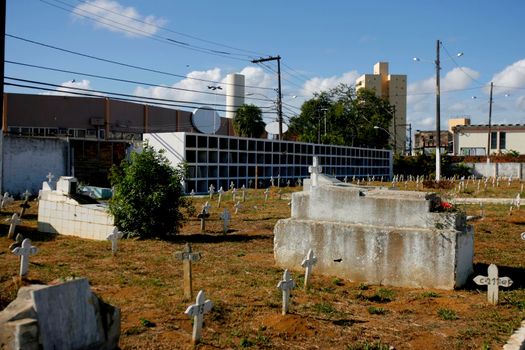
<box><xmin>301</xmin><ymin>70</ymin><xmax>360</xmax><ymax>96</ymax></box>
<box><xmin>490</xmin><ymin>59</ymin><xmax>525</xmax><ymax>95</ymax></box>
<box><xmin>72</xmin><ymin>0</ymin><xmax>166</xmax><ymax>37</ymax></box>
<box><xmin>42</xmin><ymin>79</ymin><xmax>97</xmax><ymax>96</ymax></box>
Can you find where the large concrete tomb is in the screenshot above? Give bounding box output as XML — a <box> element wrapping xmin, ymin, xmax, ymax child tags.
<box><xmin>274</xmin><ymin>184</ymin><xmax>474</xmax><ymax>290</ymax></box>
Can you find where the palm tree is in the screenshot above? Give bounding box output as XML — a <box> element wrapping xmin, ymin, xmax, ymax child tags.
<box><xmin>233</xmin><ymin>104</ymin><xmax>265</xmax><ymax>138</ymax></box>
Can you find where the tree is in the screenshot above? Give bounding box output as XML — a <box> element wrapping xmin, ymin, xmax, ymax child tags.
<box><xmin>233</xmin><ymin>104</ymin><xmax>266</xmax><ymax>137</ymax></box>
<box><xmin>288</xmin><ymin>84</ymin><xmax>393</xmax><ymax>148</ymax></box>
<box><xmin>108</xmin><ymin>144</ymin><xmax>189</xmax><ymax>239</ymax></box>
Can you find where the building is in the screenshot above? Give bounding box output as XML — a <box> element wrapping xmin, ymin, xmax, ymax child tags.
<box><xmin>356</xmin><ymin>62</ymin><xmax>407</xmax><ymax>154</ymax></box>
<box><xmin>452</xmin><ymin>124</ymin><xmax>525</xmax><ymax>156</ymax></box>
<box><xmin>414</xmin><ymin>130</ymin><xmax>451</xmax><ymax>154</ymax></box>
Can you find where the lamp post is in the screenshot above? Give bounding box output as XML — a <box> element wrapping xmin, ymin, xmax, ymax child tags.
<box><xmin>207</xmin><ymin>85</ymin><xmax>222</xmax><ymax>134</ymax></box>
<box><xmin>373</xmin><ymin>126</ymin><xmax>395</xmax><ymax>151</ymax></box>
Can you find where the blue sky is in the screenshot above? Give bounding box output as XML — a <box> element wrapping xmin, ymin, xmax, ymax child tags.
<box><xmin>6</xmin><ymin>0</ymin><xmax>525</xmax><ymax>133</ymax></box>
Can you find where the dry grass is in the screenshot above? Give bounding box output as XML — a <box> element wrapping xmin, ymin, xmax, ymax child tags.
<box><xmin>1</xmin><ymin>184</ymin><xmax>524</xmax><ymax>349</ymax></box>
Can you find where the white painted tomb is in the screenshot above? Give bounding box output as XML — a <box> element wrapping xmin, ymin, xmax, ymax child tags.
<box><xmin>38</xmin><ymin>177</ymin><xmax>114</xmax><ymax>240</ymax></box>
<box><xmin>274</xmin><ymin>169</ymin><xmax>475</xmax><ymax>290</ymax></box>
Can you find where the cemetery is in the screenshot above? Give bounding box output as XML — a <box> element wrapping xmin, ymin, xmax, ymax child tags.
<box><xmin>0</xmin><ymin>174</ymin><xmax>524</xmax><ymax>349</ymax></box>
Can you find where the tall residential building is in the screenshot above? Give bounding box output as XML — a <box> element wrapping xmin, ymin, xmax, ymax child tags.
<box><xmin>355</xmin><ymin>62</ymin><xmax>407</xmax><ymax>153</ymax></box>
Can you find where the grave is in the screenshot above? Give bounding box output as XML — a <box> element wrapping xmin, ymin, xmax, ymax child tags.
<box><xmin>0</xmin><ymin>278</ymin><xmax>120</xmax><ymax>350</ymax></box>
<box><xmin>277</xmin><ymin>269</ymin><xmax>295</xmax><ymax>315</ymax></box>
<box><xmin>38</xmin><ymin>176</ymin><xmax>114</xmax><ymax>240</ymax></box>
<box><xmin>274</xmin><ymin>169</ymin><xmax>474</xmax><ymax>290</ymax></box>
<box><xmin>175</xmin><ymin>243</ymin><xmax>201</xmax><ymax>300</ymax></box>
<box><xmin>12</xmin><ymin>238</ymin><xmax>38</xmax><ymax>277</ymax></box>
<box><xmin>184</xmin><ymin>290</ymin><xmax>213</xmax><ymax>344</ymax></box>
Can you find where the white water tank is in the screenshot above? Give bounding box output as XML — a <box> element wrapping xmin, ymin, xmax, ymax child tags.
<box><xmin>226</xmin><ymin>73</ymin><xmax>245</xmax><ymax>119</ymax></box>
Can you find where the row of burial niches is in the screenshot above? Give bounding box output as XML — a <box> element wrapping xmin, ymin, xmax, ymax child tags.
<box><xmin>185</xmin><ymin>134</ymin><xmax>390</xmax><ymax>158</ymax></box>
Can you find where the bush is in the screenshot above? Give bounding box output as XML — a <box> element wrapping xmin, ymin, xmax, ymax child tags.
<box><xmin>108</xmin><ymin>144</ymin><xmax>189</xmax><ymax>239</ymax></box>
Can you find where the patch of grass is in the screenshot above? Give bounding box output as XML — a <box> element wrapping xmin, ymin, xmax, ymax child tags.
<box><xmin>332</xmin><ymin>277</ymin><xmax>344</xmax><ymax>286</ymax></box>
<box><xmin>367</xmin><ymin>306</ymin><xmax>387</xmax><ymax>315</ymax></box>
<box><xmin>358</xmin><ymin>283</ymin><xmax>369</xmax><ymax>290</ymax></box>
<box><xmin>139</xmin><ymin>317</ymin><xmax>156</xmax><ymax>327</ymax></box>
<box><xmin>420</xmin><ymin>291</ymin><xmax>439</xmax><ymax>298</ymax></box>
<box><xmin>314</xmin><ymin>302</ymin><xmax>336</xmax><ymax>315</ymax></box>
<box><xmin>236</xmin><ymin>251</ymin><xmax>246</xmax><ymax>257</ymax></box>
<box><xmin>437</xmin><ymin>308</ymin><xmax>458</xmax><ymax>321</ymax></box>
<box><xmin>347</xmin><ymin>340</ymin><xmax>391</xmax><ymax>350</ymax></box>
<box><xmin>367</xmin><ymin>288</ymin><xmax>395</xmax><ymax>303</ymax></box>
<box><xmin>239</xmin><ymin>337</ymin><xmax>254</xmax><ymax>348</ymax></box>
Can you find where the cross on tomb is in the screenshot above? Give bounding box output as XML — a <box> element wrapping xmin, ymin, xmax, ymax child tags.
<box><xmin>208</xmin><ymin>184</ymin><xmax>215</xmax><ymax>199</ymax></box>
<box><xmin>264</xmin><ymin>188</ymin><xmax>270</xmax><ymax>202</ymax></box>
<box><xmin>175</xmin><ymin>243</ymin><xmax>201</xmax><ymax>300</ymax></box>
<box><xmin>219</xmin><ymin>208</ymin><xmax>231</xmax><ymax>234</ymax></box>
<box><xmin>7</xmin><ymin>213</ymin><xmax>21</xmax><ymax>240</ymax></box>
<box><xmin>308</xmin><ymin>156</ymin><xmax>322</xmax><ymax>188</ymax></box>
<box><xmin>234</xmin><ymin>201</ymin><xmax>242</xmax><ymax>214</ymax></box>
<box><xmin>1</xmin><ymin>192</ymin><xmax>14</xmax><ymax>209</ymax></box>
<box><xmin>301</xmin><ymin>248</ymin><xmax>317</xmax><ymax>289</ymax></box>
<box><xmin>277</xmin><ymin>269</ymin><xmax>295</xmax><ymax>315</ymax></box>
<box><xmin>184</xmin><ymin>289</ymin><xmax>213</xmax><ymax>344</ymax></box>
<box><xmin>46</xmin><ymin>172</ymin><xmax>55</xmax><ymax>183</ymax></box>
<box><xmin>217</xmin><ymin>187</ymin><xmax>224</xmax><ymax>207</ymax></box>
<box><xmin>198</xmin><ymin>202</ymin><xmax>211</xmax><ymax>232</ymax></box>
<box><xmin>241</xmin><ymin>184</ymin><xmax>246</xmax><ymax>202</ymax></box>
<box><xmin>106</xmin><ymin>227</ymin><xmax>124</xmax><ymax>255</ymax></box>
<box><xmin>12</xmin><ymin>238</ymin><xmax>38</xmax><ymax>277</ymax></box>
<box><xmin>473</xmin><ymin>264</ymin><xmax>513</xmax><ymax>304</ymax></box>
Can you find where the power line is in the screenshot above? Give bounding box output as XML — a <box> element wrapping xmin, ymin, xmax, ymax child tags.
<box><xmin>6</xmin><ymin>34</ymin><xmax>275</xmax><ymax>91</ymax></box>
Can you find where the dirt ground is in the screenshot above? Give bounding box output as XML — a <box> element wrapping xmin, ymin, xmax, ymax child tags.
<box><xmin>1</xmin><ymin>184</ymin><xmax>524</xmax><ymax>349</ymax></box>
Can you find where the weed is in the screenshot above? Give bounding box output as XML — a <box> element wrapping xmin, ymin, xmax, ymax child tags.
<box><xmin>237</xmin><ymin>251</ymin><xmax>246</xmax><ymax>257</ymax></box>
<box><xmin>239</xmin><ymin>337</ymin><xmax>254</xmax><ymax>347</ymax></box>
<box><xmin>358</xmin><ymin>283</ymin><xmax>369</xmax><ymax>290</ymax></box>
<box><xmin>347</xmin><ymin>340</ymin><xmax>391</xmax><ymax>350</ymax></box>
<box><xmin>367</xmin><ymin>306</ymin><xmax>387</xmax><ymax>315</ymax></box>
<box><xmin>332</xmin><ymin>277</ymin><xmax>344</xmax><ymax>286</ymax></box>
<box><xmin>420</xmin><ymin>291</ymin><xmax>439</xmax><ymax>298</ymax></box>
<box><xmin>314</xmin><ymin>302</ymin><xmax>336</xmax><ymax>315</ymax></box>
<box><xmin>437</xmin><ymin>308</ymin><xmax>458</xmax><ymax>320</ymax></box>
<box><xmin>367</xmin><ymin>288</ymin><xmax>395</xmax><ymax>303</ymax></box>
<box><xmin>139</xmin><ymin>317</ymin><xmax>156</xmax><ymax>327</ymax></box>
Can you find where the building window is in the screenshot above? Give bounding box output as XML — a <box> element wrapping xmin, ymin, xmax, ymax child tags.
<box><xmin>490</xmin><ymin>132</ymin><xmax>497</xmax><ymax>150</ymax></box>
<box><xmin>499</xmin><ymin>132</ymin><xmax>506</xmax><ymax>150</ymax></box>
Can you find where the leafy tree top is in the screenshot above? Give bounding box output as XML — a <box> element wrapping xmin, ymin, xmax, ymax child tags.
<box><xmin>233</xmin><ymin>104</ymin><xmax>266</xmax><ymax>138</ymax></box>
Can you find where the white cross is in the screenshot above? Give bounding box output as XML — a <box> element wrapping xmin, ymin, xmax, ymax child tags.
<box><xmin>220</xmin><ymin>208</ymin><xmax>231</xmax><ymax>234</ymax></box>
<box><xmin>286</xmin><ymin>180</ymin><xmax>291</xmax><ymax>187</ymax></box>
<box><xmin>184</xmin><ymin>290</ymin><xmax>213</xmax><ymax>344</ymax></box>
<box><xmin>202</xmin><ymin>202</ymin><xmax>211</xmax><ymax>214</ymax></box>
<box><xmin>296</xmin><ymin>178</ymin><xmax>302</xmax><ymax>187</ymax></box>
<box><xmin>473</xmin><ymin>264</ymin><xmax>513</xmax><ymax>305</ymax></box>
<box><xmin>301</xmin><ymin>248</ymin><xmax>317</xmax><ymax>289</ymax></box>
<box><xmin>234</xmin><ymin>201</ymin><xmax>242</xmax><ymax>214</ymax></box>
<box><xmin>232</xmin><ymin>188</ymin><xmax>237</xmax><ymax>202</ymax></box>
<box><xmin>208</xmin><ymin>184</ymin><xmax>215</xmax><ymax>199</ymax></box>
<box><xmin>106</xmin><ymin>227</ymin><xmax>124</xmax><ymax>255</ymax></box>
<box><xmin>1</xmin><ymin>192</ymin><xmax>14</xmax><ymax>209</ymax></box>
<box><xmin>217</xmin><ymin>187</ymin><xmax>224</xmax><ymax>207</ymax></box>
<box><xmin>199</xmin><ymin>202</ymin><xmax>211</xmax><ymax>231</ymax></box>
<box><xmin>46</xmin><ymin>172</ymin><xmax>55</xmax><ymax>183</ymax></box>
<box><xmin>277</xmin><ymin>174</ymin><xmax>281</xmax><ymax>188</ymax></box>
<box><xmin>190</xmin><ymin>189</ymin><xmax>195</xmax><ymax>197</ymax></box>
<box><xmin>12</xmin><ymin>238</ymin><xmax>38</xmax><ymax>277</ymax></box>
<box><xmin>277</xmin><ymin>269</ymin><xmax>295</xmax><ymax>315</ymax></box>
<box><xmin>508</xmin><ymin>177</ymin><xmax>512</xmax><ymax>187</ymax></box>
<box><xmin>270</xmin><ymin>176</ymin><xmax>275</xmax><ymax>187</ymax></box>
<box><xmin>514</xmin><ymin>193</ymin><xmax>521</xmax><ymax>210</ymax></box>
<box><xmin>22</xmin><ymin>190</ymin><xmax>31</xmax><ymax>201</ymax></box>
<box><xmin>264</xmin><ymin>188</ymin><xmax>270</xmax><ymax>202</ymax></box>
<box><xmin>241</xmin><ymin>184</ymin><xmax>246</xmax><ymax>202</ymax></box>
<box><xmin>230</xmin><ymin>181</ymin><xmax>235</xmax><ymax>190</ymax></box>
<box><xmin>7</xmin><ymin>213</ymin><xmax>21</xmax><ymax>240</ymax></box>
<box><xmin>175</xmin><ymin>243</ymin><xmax>201</xmax><ymax>300</ymax></box>
<box><xmin>308</xmin><ymin>156</ymin><xmax>323</xmax><ymax>187</ymax></box>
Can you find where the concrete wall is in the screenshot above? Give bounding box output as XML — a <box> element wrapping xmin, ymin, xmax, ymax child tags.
<box><xmin>466</xmin><ymin>162</ymin><xmax>523</xmax><ymax>179</ymax></box>
<box><xmin>1</xmin><ymin>136</ymin><xmax>68</xmax><ymax>195</ymax></box>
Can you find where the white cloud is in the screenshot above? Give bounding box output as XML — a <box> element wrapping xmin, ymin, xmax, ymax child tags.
<box><xmin>490</xmin><ymin>59</ymin><xmax>525</xmax><ymax>95</ymax></box>
<box><xmin>301</xmin><ymin>71</ymin><xmax>360</xmax><ymax>96</ymax></box>
<box><xmin>73</xmin><ymin>0</ymin><xmax>166</xmax><ymax>37</ymax></box>
<box><xmin>42</xmin><ymin>79</ymin><xmax>97</xmax><ymax>96</ymax></box>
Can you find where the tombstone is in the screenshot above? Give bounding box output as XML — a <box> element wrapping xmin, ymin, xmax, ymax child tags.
<box><xmin>232</xmin><ymin>188</ymin><xmax>237</xmax><ymax>202</ymax></box>
<box><xmin>1</xmin><ymin>192</ymin><xmax>14</xmax><ymax>209</ymax></box>
<box><xmin>270</xmin><ymin>176</ymin><xmax>275</xmax><ymax>187</ymax></box>
<box><xmin>277</xmin><ymin>174</ymin><xmax>281</xmax><ymax>188</ymax></box>
<box><xmin>287</xmin><ymin>180</ymin><xmax>291</xmax><ymax>187</ymax></box>
<box><xmin>277</xmin><ymin>269</ymin><xmax>295</xmax><ymax>315</ymax></box>
<box><xmin>184</xmin><ymin>290</ymin><xmax>213</xmax><ymax>344</ymax></box>
<box><xmin>208</xmin><ymin>184</ymin><xmax>215</xmax><ymax>199</ymax></box>
<box><xmin>264</xmin><ymin>188</ymin><xmax>270</xmax><ymax>202</ymax></box>
<box><xmin>234</xmin><ymin>201</ymin><xmax>242</xmax><ymax>214</ymax></box>
<box><xmin>198</xmin><ymin>202</ymin><xmax>211</xmax><ymax>232</ymax></box>
<box><xmin>7</xmin><ymin>213</ymin><xmax>21</xmax><ymax>240</ymax></box>
<box><xmin>106</xmin><ymin>227</ymin><xmax>124</xmax><ymax>255</ymax></box>
<box><xmin>219</xmin><ymin>208</ymin><xmax>231</xmax><ymax>234</ymax></box>
<box><xmin>241</xmin><ymin>184</ymin><xmax>246</xmax><ymax>202</ymax></box>
<box><xmin>308</xmin><ymin>157</ymin><xmax>322</xmax><ymax>188</ymax></box>
<box><xmin>19</xmin><ymin>190</ymin><xmax>32</xmax><ymax>218</ymax></box>
<box><xmin>301</xmin><ymin>249</ymin><xmax>317</xmax><ymax>289</ymax></box>
<box><xmin>175</xmin><ymin>243</ymin><xmax>201</xmax><ymax>300</ymax></box>
<box><xmin>217</xmin><ymin>187</ymin><xmax>224</xmax><ymax>207</ymax></box>
<box><xmin>190</xmin><ymin>189</ymin><xmax>195</xmax><ymax>198</ymax></box>
<box><xmin>12</xmin><ymin>238</ymin><xmax>38</xmax><ymax>277</ymax></box>
<box><xmin>473</xmin><ymin>264</ymin><xmax>513</xmax><ymax>304</ymax></box>
<box><xmin>46</xmin><ymin>172</ymin><xmax>55</xmax><ymax>183</ymax></box>
<box><xmin>230</xmin><ymin>181</ymin><xmax>235</xmax><ymax>191</ymax></box>
<box><xmin>248</xmin><ymin>179</ymin><xmax>253</xmax><ymax>188</ymax></box>
<box><xmin>8</xmin><ymin>233</ymin><xmax>24</xmax><ymax>251</ymax></box>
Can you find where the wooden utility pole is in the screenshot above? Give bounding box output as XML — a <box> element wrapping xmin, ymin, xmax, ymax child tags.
<box><xmin>487</xmin><ymin>82</ymin><xmax>494</xmax><ymax>159</ymax></box>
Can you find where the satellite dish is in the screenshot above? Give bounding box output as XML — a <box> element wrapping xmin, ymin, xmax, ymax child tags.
<box><xmin>265</xmin><ymin>121</ymin><xmax>288</xmax><ymax>135</ymax></box>
<box><xmin>192</xmin><ymin>106</ymin><xmax>221</xmax><ymax>134</ymax></box>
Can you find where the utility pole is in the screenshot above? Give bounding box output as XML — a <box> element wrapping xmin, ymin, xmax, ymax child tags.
<box><xmin>435</xmin><ymin>39</ymin><xmax>442</xmax><ymax>181</ymax></box>
<box><xmin>251</xmin><ymin>56</ymin><xmax>283</xmax><ymax>139</ymax></box>
<box><xmin>1</xmin><ymin>0</ymin><xmax>5</xmax><ymax>134</ymax></box>
<box><xmin>487</xmin><ymin>82</ymin><xmax>494</xmax><ymax>162</ymax></box>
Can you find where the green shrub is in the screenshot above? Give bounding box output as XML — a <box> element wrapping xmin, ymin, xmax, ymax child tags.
<box><xmin>437</xmin><ymin>308</ymin><xmax>458</xmax><ymax>320</ymax></box>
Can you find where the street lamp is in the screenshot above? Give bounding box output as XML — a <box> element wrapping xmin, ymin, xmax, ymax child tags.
<box><xmin>207</xmin><ymin>85</ymin><xmax>222</xmax><ymax>134</ymax></box>
<box><xmin>373</xmin><ymin>126</ymin><xmax>395</xmax><ymax>150</ymax></box>
<box><xmin>414</xmin><ymin>41</ymin><xmax>463</xmax><ymax>181</ymax></box>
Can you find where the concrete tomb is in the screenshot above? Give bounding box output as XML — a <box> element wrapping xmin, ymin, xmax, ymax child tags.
<box><xmin>274</xmin><ymin>179</ymin><xmax>474</xmax><ymax>290</ymax></box>
<box><xmin>0</xmin><ymin>278</ymin><xmax>120</xmax><ymax>350</ymax></box>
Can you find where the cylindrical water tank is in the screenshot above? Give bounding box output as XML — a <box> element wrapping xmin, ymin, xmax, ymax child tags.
<box><xmin>226</xmin><ymin>73</ymin><xmax>245</xmax><ymax>119</ymax></box>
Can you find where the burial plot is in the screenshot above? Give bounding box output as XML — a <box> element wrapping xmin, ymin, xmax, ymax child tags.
<box><xmin>274</xmin><ymin>160</ymin><xmax>474</xmax><ymax>290</ymax></box>
<box><xmin>175</xmin><ymin>243</ymin><xmax>201</xmax><ymax>300</ymax></box>
<box><xmin>473</xmin><ymin>264</ymin><xmax>513</xmax><ymax>304</ymax></box>
<box><xmin>12</xmin><ymin>238</ymin><xmax>38</xmax><ymax>277</ymax></box>
<box><xmin>184</xmin><ymin>290</ymin><xmax>213</xmax><ymax>344</ymax></box>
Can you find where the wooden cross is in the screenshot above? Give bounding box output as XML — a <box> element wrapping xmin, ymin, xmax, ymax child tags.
<box><xmin>234</xmin><ymin>201</ymin><xmax>242</xmax><ymax>214</ymax></box>
<box><xmin>219</xmin><ymin>208</ymin><xmax>231</xmax><ymax>234</ymax></box>
<box><xmin>277</xmin><ymin>269</ymin><xmax>295</xmax><ymax>315</ymax></box>
<box><xmin>473</xmin><ymin>264</ymin><xmax>513</xmax><ymax>304</ymax></box>
<box><xmin>7</xmin><ymin>213</ymin><xmax>21</xmax><ymax>240</ymax></box>
<box><xmin>264</xmin><ymin>188</ymin><xmax>270</xmax><ymax>202</ymax></box>
<box><xmin>106</xmin><ymin>227</ymin><xmax>124</xmax><ymax>255</ymax></box>
<box><xmin>308</xmin><ymin>156</ymin><xmax>322</xmax><ymax>188</ymax></box>
<box><xmin>301</xmin><ymin>248</ymin><xmax>317</xmax><ymax>289</ymax></box>
<box><xmin>12</xmin><ymin>238</ymin><xmax>38</xmax><ymax>277</ymax></box>
<box><xmin>175</xmin><ymin>243</ymin><xmax>201</xmax><ymax>300</ymax></box>
<box><xmin>198</xmin><ymin>202</ymin><xmax>211</xmax><ymax>232</ymax></box>
<box><xmin>208</xmin><ymin>184</ymin><xmax>215</xmax><ymax>199</ymax></box>
<box><xmin>1</xmin><ymin>192</ymin><xmax>14</xmax><ymax>209</ymax></box>
<box><xmin>184</xmin><ymin>289</ymin><xmax>213</xmax><ymax>344</ymax></box>
<box><xmin>241</xmin><ymin>184</ymin><xmax>246</xmax><ymax>202</ymax></box>
<box><xmin>278</xmin><ymin>188</ymin><xmax>282</xmax><ymax>200</ymax></box>
<box><xmin>46</xmin><ymin>172</ymin><xmax>55</xmax><ymax>182</ymax></box>
<box><xmin>217</xmin><ymin>187</ymin><xmax>224</xmax><ymax>207</ymax></box>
